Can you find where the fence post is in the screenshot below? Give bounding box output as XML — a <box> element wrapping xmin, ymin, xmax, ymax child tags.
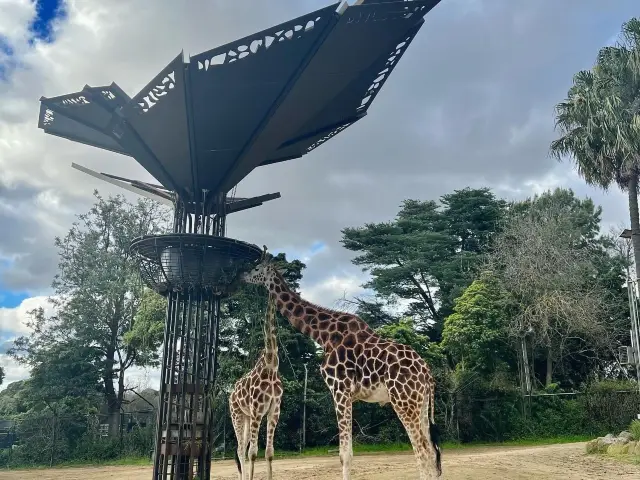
<box><xmin>50</xmin><ymin>411</ymin><xmax>57</xmax><ymax>467</ymax></box>
<box><xmin>301</xmin><ymin>363</ymin><xmax>308</xmax><ymax>453</ymax></box>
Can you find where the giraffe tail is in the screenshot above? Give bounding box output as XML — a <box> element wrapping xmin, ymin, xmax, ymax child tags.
<box><xmin>234</xmin><ymin>448</ymin><xmax>241</xmax><ymax>474</ymax></box>
<box><xmin>424</xmin><ymin>389</ymin><xmax>442</xmax><ymax>476</ymax></box>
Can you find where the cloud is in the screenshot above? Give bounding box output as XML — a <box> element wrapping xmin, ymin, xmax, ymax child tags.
<box><xmin>301</xmin><ymin>273</ymin><xmax>368</xmax><ymax>310</ymax></box>
<box><xmin>0</xmin><ymin>294</ymin><xmax>51</xmax><ymax>335</ymax></box>
<box><xmin>0</xmin><ymin>355</ymin><xmax>29</xmax><ymax>390</ymax></box>
<box><xmin>0</xmin><ymin>0</ymin><xmax>637</xmax><ymax>319</ymax></box>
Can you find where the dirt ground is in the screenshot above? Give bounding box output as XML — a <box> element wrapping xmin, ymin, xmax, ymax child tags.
<box><xmin>3</xmin><ymin>442</ymin><xmax>640</xmax><ymax>479</ymax></box>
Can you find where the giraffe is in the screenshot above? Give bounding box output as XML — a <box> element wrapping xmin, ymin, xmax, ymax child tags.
<box><xmin>241</xmin><ymin>257</ymin><xmax>442</xmax><ymax>480</ymax></box>
<box><xmin>229</xmin><ymin>290</ymin><xmax>283</xmax><ymax>480</ymax></box>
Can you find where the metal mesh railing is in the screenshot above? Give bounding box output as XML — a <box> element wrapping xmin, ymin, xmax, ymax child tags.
<box><xmin>131</xmin><ymin>234</ymin><xmax>261</xmax><ymax>295</ymax></box>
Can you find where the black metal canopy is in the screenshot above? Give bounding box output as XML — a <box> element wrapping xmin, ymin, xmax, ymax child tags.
<box><xmin>38</xmin><ymin>0</ymin><xmax>441</xmax><ymax>209</ymax></box>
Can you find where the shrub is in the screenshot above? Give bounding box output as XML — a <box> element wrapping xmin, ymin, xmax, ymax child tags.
<box><xmin>630</xmin><ymin>419</ymin><xmax>640</xmax><ymax>441</ymax></box>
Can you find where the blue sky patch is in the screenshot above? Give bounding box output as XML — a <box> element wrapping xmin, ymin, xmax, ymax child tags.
<box><xmin>0</xmin><ymin>290</ymin><xmax>29</xmax><ymax>309</ymax></box>
<box><xmin>309</xmin><ymin>241</ymin><xmax>326</xmax><ymax>255</ymax></box>
<box><xmin>30</xmin><ymin>0</ymin><xmax>66</xmax><ymax>43</ymax></box>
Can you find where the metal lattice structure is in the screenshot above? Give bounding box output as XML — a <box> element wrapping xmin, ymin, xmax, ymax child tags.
<box><xmin>36</xmin><ymin>1</ymin><xmax>442</xmax><ymax>478</ymax></box>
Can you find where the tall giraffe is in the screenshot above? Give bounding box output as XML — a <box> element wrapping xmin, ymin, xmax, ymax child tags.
<box><xmin>241</xmin><ymin>258</ymin><xmax>442</xmax><ymax>480</ymax></box>
<box><xmin>229</xmin><ymin>291</ymin><xmax>283</xmax><ymax>480</ymax></box>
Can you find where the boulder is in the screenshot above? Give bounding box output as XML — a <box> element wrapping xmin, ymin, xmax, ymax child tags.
<box><xmin>621</xmin><ymin>441</ymin><xmax>635</xmax><ymax>454</ymax></box>
<box><xmin>634</xmin><ymin>441</ymin><xmax>640</xmax><ymax>456</ymax></box>
<box><xmin>618</xmin><ymin>431</ymin><xmax>633</xmax><ymax>444</ymax></box>
<box><xmin>607</xmin><ymin>444</ymin><xmax>625</xmax><ymax>455</ymax></box>
<box><xmin>585</xmin><ymin>439</ymin><xmax>600</xmax><ymax>454</ymax></box>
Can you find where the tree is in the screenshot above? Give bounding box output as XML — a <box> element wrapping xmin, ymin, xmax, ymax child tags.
<box><xmin>0</xmin><ymin>366</ymin><xmax>4</xmax><ymax>387</ymax></box>
<box><xmin>377</xmin><ymin>317</ymin><xmax>442</xmax><ymax>365</ymax></box>
<box><xmin>10</xmin><ymin>192</ymin><xmax>169</xmax><ymax>435</ymax></box>
<box><xmin>551</xmin><ymin>17</ymin><xmax>640</xmax><ymax>283</ymax></box>
<box><xmin>441</xmin><ymin>275</ymin><xmax>515</xmax><ymax>375</ymax></box>
<box><xmin>123</xmin><ymin>288</ymin><xmax>167</xmax><ymax>367</ymax></box>
<box><xmin>487</xmin><ymin>189</ymin><xmax>617</xmax><ymax>389</ymax></box>
<box><xmin>341</xmin><ymin>188</ymin><xmax>506</xmax><ymax>335</ymax></box>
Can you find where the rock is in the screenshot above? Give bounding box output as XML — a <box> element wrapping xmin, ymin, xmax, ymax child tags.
<box><xmin>621</xmin><ymin>442</ymin><xmax>634</xmax><ymax>454</ymax></box>
<box><xmin>608</xmin><ymin>444</ymin><xmax>625</xmax><ymax>455</ymax></box>
<box><xmin>619</xmin><ymin>431</ymin><xmax>633</xmax><ymax>442</ymax></box>
<box><xmin>634</xmin><ymin>441</ymin><xmax>640</xmax><ymax>456</ymax></box>
<box><xmin>586</xmin><ymin>439</ymin><xmax>599</xmax><ymax>454</ymax></box>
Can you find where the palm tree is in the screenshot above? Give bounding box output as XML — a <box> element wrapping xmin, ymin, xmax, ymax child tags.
<box><xmin>551</xmin><ymin>18</ymin><xmax>640</xmax><ymax>281</ymax></box>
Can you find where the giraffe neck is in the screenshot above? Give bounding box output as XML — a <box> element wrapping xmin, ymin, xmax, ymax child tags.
<box><xmin>268</xmin><ymin>269</ymin><xmax>371</xmax><ymax>350</ymax></box>
<box><xmin>262</xmin><ymin>292</ymin><xmax>279</xmax><ymax>369</ymax></box>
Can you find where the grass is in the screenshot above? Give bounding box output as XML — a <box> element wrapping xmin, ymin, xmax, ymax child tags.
<box><xmin>1</xmin><ymin>435</ymin><xmax>592</xmax><ymax>470</ymax></box>
<box><xmin>296</xmin><ymin>434</ymin><xmax>591</xmax><ymax>458</ymax></box>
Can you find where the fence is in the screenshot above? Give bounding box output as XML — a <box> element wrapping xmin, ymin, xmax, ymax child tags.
<box><xmin>1</xmin><ymin>389</ymin><xmax>639</xmax><ymax>467</ymax></box>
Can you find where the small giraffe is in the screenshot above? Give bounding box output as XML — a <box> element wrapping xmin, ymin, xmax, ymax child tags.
<box><xmin>229</xmin><ymin>291</ymin><xmax>283</xmax><ymax>480</ymax></box>
<box><xmin>241</xmin><ymin>257</ymin><xmax>442</xmax><ymax>480</ymax></box>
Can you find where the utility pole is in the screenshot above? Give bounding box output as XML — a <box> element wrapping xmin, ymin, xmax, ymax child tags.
<box><xmin>302</xmin><ymin>363</ymin><xmax>308</xmax><ymax>453</ymax></box>
<box><xmin>619</xmin><ymin>229</ymin><xmax>640</xmax><ymax>403</ymax></box>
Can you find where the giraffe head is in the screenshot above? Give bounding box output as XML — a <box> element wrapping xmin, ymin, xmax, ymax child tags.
<box><xmin>241</xmin><ymin>245</ymin><xmax>278</xmax><ymax>287</ymax></box>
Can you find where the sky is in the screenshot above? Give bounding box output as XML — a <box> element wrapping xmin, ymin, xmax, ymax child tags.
<box><xmin>0</xmin><ymin>0</ymin><xmax>638</xmax><ymax>390</ymax></box>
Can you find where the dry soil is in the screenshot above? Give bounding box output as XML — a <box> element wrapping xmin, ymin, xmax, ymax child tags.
<box><xmin>2</xmin><ymin>442</ymin><xmax>640</xmax><ymax>479</ymax></box>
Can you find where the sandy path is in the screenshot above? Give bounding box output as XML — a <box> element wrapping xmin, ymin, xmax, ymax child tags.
<box><xmin>2</xmin><ymin>442</ymin><xmax>639</xmax><ymax>479</ymax></box>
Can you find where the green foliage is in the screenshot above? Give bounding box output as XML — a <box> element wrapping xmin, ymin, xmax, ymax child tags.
<box><xmin>123</xmin><ymin>288</ymin><xmax>166</xmax><ymax>367</ymax></box>
<box><xmin>8</xmin><ymin>192</ymin><xmax>170</xmax><ymax>434</ymax></box>
<box><xmin>377</xmin><ymin>317</ymin><xmax>443</xmax><ymax>366</ymax></box>
<box><xmin>442</xmin><ymin>276</ymin><xmax>514</xmax><ymax>374</ymax></box>
<box><xmin>341</xmin><ymin>188</ymin><xmax>506</xmax><ymax>334</ymax></box>
<box><xmin>630</xmin><ymin>420</ymin><xmax>640</xmax><ymax>441</ymax></box>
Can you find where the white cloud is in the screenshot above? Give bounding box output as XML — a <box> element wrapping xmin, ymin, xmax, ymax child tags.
<box><xmin>0</xmin><ymin>354</ymin><xmax>29</xmax><ymax>390</ymax></box>
<box><xmin>0</xmin><ymin>295</ymin><xmax>51</xmax><ymax>335</ymax></box>
<box><xmin>301</xmin><ymin>273</ymin><xmax>368</xmax><ymax>310</ymax></box>
<box><xmin>0</xmin><ymin>0</ymin><xmax>34</xmax><ymax>46</ymax></box>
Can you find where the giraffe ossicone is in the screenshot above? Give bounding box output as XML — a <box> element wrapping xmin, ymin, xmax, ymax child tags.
<box><xmin>241</xmin><ymin>258</ymin><xmax>442</xmax><ymax>480</ymax></box>
<box><xmin>229</xmin><ymin>291</ymin><xmax>283</xmax><ymax>480</ymax></box>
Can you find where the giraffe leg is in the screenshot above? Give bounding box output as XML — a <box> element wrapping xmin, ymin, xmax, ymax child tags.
<box><xmin>265</xmin><ymin>394</ymin><xmax>282</xmax><ymax>480</ymax></box>
<box><xmin>231</xmin><ymin>412</ymin><xmax>249</xmax><ymax>480</ymax></box>
<box><xmin>247</xmin><ymin>414</ymin><xmax>262</xmax><ymax>480</ymax></box>
<box><xmin>331</xmin><ymin>389</ymin><xmax>353</xmax><ymax>480</ymax></box>
<box><xmin>390</xmin><ymin>394</ymin><xmax>439</xmax><ymax>480</ymax></box>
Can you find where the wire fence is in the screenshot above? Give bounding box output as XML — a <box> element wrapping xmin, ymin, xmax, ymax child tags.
<box><xmin>1</xmin><ymin>388</ymin><xmax>639</xmax><ymax>467</ymax></box>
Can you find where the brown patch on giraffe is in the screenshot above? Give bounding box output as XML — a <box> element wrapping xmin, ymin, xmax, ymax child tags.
<box><xmin>329</xmin><ymin>331</ymin><xmax>343</xmax><ymax>346</ymax></box>
<box><xmin>348</xmin><ymin>320</ymin><xmax>360</xmax><ymax>332</ymax></box>
<box><xmin>305</xmin><ymin>307</ymin><xmax>317</xmax><ymax>315</ymax></box>
<box><xmin>275</xmin><ymin>285</ymin><xmax>282</xmax><ymax>293</ymax></box>
<box><xmin>327</xmin><ymin>350</ymin><xmax>338</xmax><ymax>366</ymax></box>
<box><xmin>400</xmin><ymin>358</ymin><xmax>412</xmax><ymax>368</ymax></box>
<box><xmin>318</xmin><ymin>312</ymin><xmax>331</xmax><ymax>321</ymax></box>
<box><xmin>293</xmin><ymin>304</ymin><xmax>304</xmax><ymax>316</ymax></box>
<box><xmin>286</xmin><ymin>302</ymin><xmax>294</xmax><ymax>311</ymax></box>
<box><xmin>343</xmin><ymin>333</ymin><xmax>356</xmax><ymax>348</ymax></box>
<box><xmin>356</xmin><ymin>331</ymin><xmax>370</xmax><ymax>343</ymax></box>
<box><xmin>280</xmin><ymin>292</ymin><xmax>290</xmax><ymax>302</ymax></box>
<box><xmin>319</xmin><ymin>320</ymin><xmax>330</xmax><ymax>330</ymax></box>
